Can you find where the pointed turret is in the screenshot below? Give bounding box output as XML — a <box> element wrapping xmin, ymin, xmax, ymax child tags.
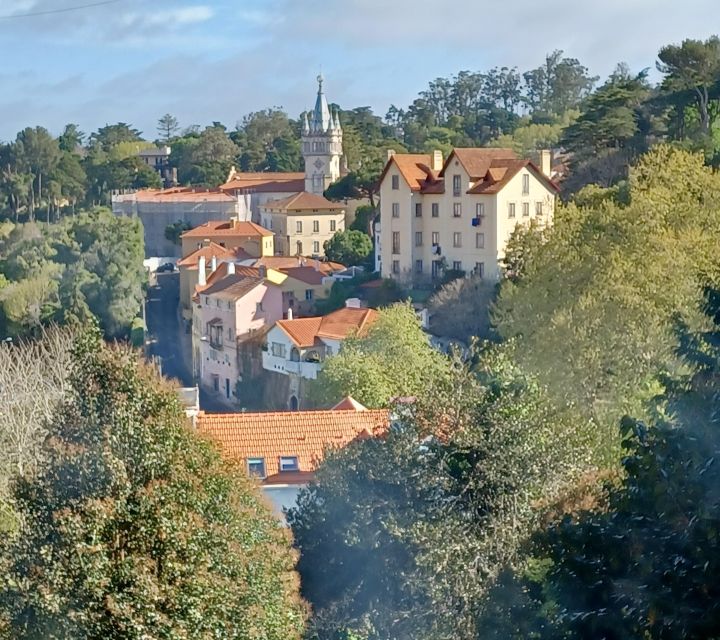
<box><xmin>333</xmin><ymin>109</ymin><xmax>342</xmax><ymax>132</ymax></box>
<box><xmin>302</xmin><ymin>112</ymin><xmax>310</xmax><ymax>135</ymax></box>
<box><xmin>311</xmin><ymin>73</ymin><xmax>331</xmax><ymax>132</ymax></box>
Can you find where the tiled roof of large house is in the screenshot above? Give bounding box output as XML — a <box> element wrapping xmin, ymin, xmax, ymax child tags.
<box><xmin>262</xmin><ymin>191</ymin><xmax>344</xmax><ymax>212</ymax></box>
<box><xmin>181</xmin><ymin>220</ymin><xmax>273</xmax><ymax>239</ymax></box>
<box><xmin>199</xmin><ymin>272</ymin><xmax>264</xmax><ymax>300</ymax></box>
<box><xmin>220</xmin><ymin>171</ymin><xmax>305</xmax><ymax>194</ymax></box>
<box><xmin>467</xmin><ymin>159</ymin><xmax>560</xmax><ymax>194</ymax></box>
<box><xmin>196</xmin><ymin>404</ymin><xmax>389</xmax><ymax>483</ymax></box>
<box><xmin>275</xmin><ymin>306</ymin><xmax>378</xmax><ymax>348</ymax></box>
<box><xmin>378</xmin><ymin>153</ymin><xmax>433</xmax><ymax>191</ymax></box>
<box><xmin>280</xmin><ymin>266</ymin><xmax>328</xmax><ymax>286</ymax></box>
<box><xmin>331</xmin><ymin>395</ymin><xmax>368</xmax><ymax>411</ymax></box>
<box><xmin>177</xmin><ymin>242</ymin><xmax>237</xmax><ymax>269</ymax></box>
<box><xmin>122</xmin><ymin>187</ymin><xmax>236</xmax><ymax>203</ymax></box>
<box><xmin>251</xmin><ymin>255</ymin><xmax>345</xmax><ymax>274</ymax></box>
<box><xmin>441</xmin><ymin>148</ymin><xmax>517</xmax><ymax>180</ymax></box>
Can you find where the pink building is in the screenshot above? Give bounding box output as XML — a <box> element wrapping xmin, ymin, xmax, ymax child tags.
<box><xmin>192</xmin><ymin>263</ymin><xmax>283</xmax><ymax>404</ymax></box>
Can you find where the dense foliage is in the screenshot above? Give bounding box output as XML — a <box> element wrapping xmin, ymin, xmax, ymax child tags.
<box><xmin>0</xmin><ymin>208</ymin><xmax>145</xmax><ymax>338</ymax></box>
<box><xmin>0</xmin><ymin>327</ymin><xmax>306</xmax><ymax>639</ymax></box>
<box><xmin>323</xmin><ymin>229</ymin><xmax>373</xmax><ymax>267</ymax></box>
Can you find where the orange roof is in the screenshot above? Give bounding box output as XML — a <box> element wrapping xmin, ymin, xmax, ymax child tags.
<box><xmin>378</xmin><ymin>154</ymin><xmax>433</xmax><ymax>192</ymax></box>
<box><xmin>275</xmin><ymin>306</ymin><xmax>378</xmax><ymax>348</ymax></box>
<box><xmin>441</xmin><ymin>148</ymin><xmax>517</xmax><ymax>180</ymax></box>
<box><xmin>262</xmin><ymin>191</ymin><xmax>344</xmax><ymax>212</ymax></box>
<box><xmin>220</xmin><ymin>171</ymin><xmax>305</xmax><ymax>194</ymax></box>
<box><xmin>252</xmin><ymin>255</ymin><xmax>345</xmax><ymax>274</ymax></box>
<box><xmin>280</xmin><ymin>266</ymin><xmax>327</xmax><ymax>285</ymax></box>
<box><xmin>197</xmin><ymin>407</ymin><xmax>389</xmax><ymax>482</ymax></box>
<box><xmin>467</xmin><ymin>160</ymin><xmax>560</xmax><ymax>195</ymax></box>
<box><xmin>177</xmin><ymin>242</ymin><xmax>236</xmax><ymax>269</ymax></box>
<box><xmin>331</xmin><ymin>396</ymin><xmax>368</xmax><ymax>411</ymax></box>
<box><xmin>182</xmin><ymin>220</ymin><xmax>273</xmax><ymax>238</ymax></box>
<box><xmin>199</xmin><ymin>272</ymin><xmax>264</xmax><ymax>300</ymax></box>
<box><xmin>126</xmin><ymin>187</ymin><xmax>235</xmax><ymax>203</ymax></box>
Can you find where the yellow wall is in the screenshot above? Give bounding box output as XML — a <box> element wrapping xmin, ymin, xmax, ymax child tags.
<box><xmin>261</xmin><ymin>208</ymin><xmax>346</xmax><ymax>257</ymax></box>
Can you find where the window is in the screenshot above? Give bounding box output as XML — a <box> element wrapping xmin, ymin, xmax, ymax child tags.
<box><xmin>452</xmin><ymin>174</ymin><xmax>462</xmax><ymax>197</ymax></box>
<box><xmin>296</xmin><ymin>241</ymin><xmax>303</xmax><ymax>255</ymax></box>
<box><xmin>415</xmin><ymin>202</ymin><xmax>423</xmax><ymax>217</ymax></box>
<box><xmin>227</xmin><ymin>300</ymin><xmax>232</xmax><ymax>310</ymax></box>
<box><xmin>204</xmin><ymin>296</ymin><xmax>209</xmax><ymax>305</ymax></box>
<box><xmin>431</xmin><ymin>202</ymin><xmax>439</xmax><ymax>217</ymax></box>
<box><xmin>508</xmin><ymin>202</ymin><xmax>516</xmax><ymax>218</ymax></box>
<box><xmin>535</xmin><ymin>201</ymin><xmax>543</xmax><ymax>215</ymax></box>
<box><xmin>296</xmin><ymin>221</ymin><xmax>303</xmax><ymax>233</ymax></box>
<box><xmin>476</xmin><ymin>232</ymin><xmax>485</xmax><ymax>249</ymax></box>
<box><xmin>415</xmin><ymin>231</ymin><xmax>423</xmax><ymax>247</ymax></box>
<box><xmin>392</xmin><ymin>260</ymin><xmax>400</xmax><ymax>274</ymax></box>
<box><xmin>431</xmin><ymin>231</ymin><xmax>439</xmax><ymax>245</ymax></box>
<box><xmin>415</xmin><ymin>259</ymin><xmax>423</xmax><ymax>274</ymax></box>
<box><xmin>391</xmin><ymin>174</ymin><xmax>399</xmax><ymax>190</ymax></box>
<box><xmin>255</xmin><ymin>302</ymin><xmax>263</xmax><ymax>313</ymax></box>
<box><xmin>392</xmin><ymin>231</ymin><xmax>400</xmax><ymax>254</ymax></box>
<box><xmin>475</xmin><ymin>262</ymin><xmax>485</xmax><ymax>278</ymax></box>
<box><xmin>305</xmin><ymin>289</ymin><xmax>314</xmax><ymax>301</ymax></box>
<box><xmin>313</xmin><ymin>220</ymin><xmax>319</xmax><ymax>233</ymax></box>
<box><xmin>247</xmin><ymin>457</ymin><xmax>266</xmax><ymax>478</ymax></box>
<box><xmin>522</xmin><ymin>174</ymin><xmax>530</xmax><ymax>195</ymax></box>
<box><xmin>227</xmin><ymin>327</ymin><xmax>233</xmax><ymax>341</ymax></box>
<box><xmin>271</xmin><ymin>342</ymin><xmax>286</xmax><ymax>358</ymax></box>
<box><xmin>208</xmin><ymin>323</ymin><xmax>223</xmax><ymax>348</ymax></box>
<box><xmin>330</xmin><ymin>219</ymin><xmax>336</xmax><ymax>231</ymax></box>
<box><xmin>212</xmin><ymin>375</ymin><xmax>219</xmax><ymax>392</ymax></box>
<box><xmin>476</xmin><ymin>202</ymin><xmax>485</xmax><ymax>219</ymax></box>
<box><xmin>453</xmin><ymin>261</ymin><xmax>462</xmax><ymax>271</ymax></box>
<box><xmin>453</xmin><ymin>202</ymin><xmax>462</xmax><ymax>218</ymax></box>
<box><xmin>522</xmin><ymin>202</ymin><xmax>530</xmax><ymax>217</ymax></box>
<box><xmin>280</xmin><ymin>456</ymin><xmax>299</xmax><ymax>472</ymax></box>
<box><xmin>453</xmin><ymin>232</ymin><xmax>462</xmax><ymax>248</ymax></box>
<box><xmin>392</xmin><ymin>202</ymin><xmax>400</xmax><ymax>218</ymax></box>
<box><xmin>313</xmin><ymin>241</ymin><xmax>320</xmax><ymax>254</ymax></box>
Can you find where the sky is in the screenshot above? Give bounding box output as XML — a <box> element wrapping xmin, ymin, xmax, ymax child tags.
<box><xmin>0</xmin><ymin>0</ymin><xmax>716</xmax><ymax>141</ymax></box>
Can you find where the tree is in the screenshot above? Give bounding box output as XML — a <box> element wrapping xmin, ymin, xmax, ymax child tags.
<box><xmin>349</xmin><ymin>205</ymin><xmax>377</xmax><ymax>236</ymax></box>
<box><xmin>57</xmin><ymin>124</ymin><xmax>85</xmax><ymax>153</ymax></box>
<box><xmin>156</xmin><ymin>113</ymin><xmax>180</xmax><ymax>144</ymax></box>
<box><xmin>308</xmin><ymin>303</ymin><xmax>449</xmax><ymax>408</ymax></box>
<box><xmin>185</xmin><ymin>125</ymin><xmax>239</xmax><ymax>186</ymax></box>
<box><xmin>15</xmin><ymin>127</ymin><xmax>61</xmax><ymax>221</ymax></box>
<box><xmin>89</xmin><ymin>123</ymin><xmax>142</xmax><ymax>151</ymax></box>
<box><xmin>323</xmin><ymin>229</ymin><xmax>373</xmax><ymax>266</ymax></box>
<box><xmin>164</xmin><ymin>220</ymin><xmax>191</xmax><ymax>246</ymax></box>
<box><xmin>657</xmin><ymin>36</ymin><xmax>720</xmax><ymax>138</ymax></box>
<box><xmin>233</xmin><ymin>109</ymin><xmax>301</xmax><ymax>172</ymax></box>
<box><xmin>0</xmin><ymin>327</ymin><xmax>306</xmax><ymax>639</ymax></box>
<box><xmin>427</xmin><ymin>274</ymin><xmax>497</xmax><ymax>342</ymax></box>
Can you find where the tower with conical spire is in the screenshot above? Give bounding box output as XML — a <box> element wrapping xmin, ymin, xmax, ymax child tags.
<box><xmin>302</xmin><ymin>74</ymin><xmax>343</xmax><ymax>195</ymax></box>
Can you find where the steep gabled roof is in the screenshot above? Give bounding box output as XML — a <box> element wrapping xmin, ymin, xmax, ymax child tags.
<box><xmin>197</xmin><ymin>407</ymin><xmax>390</xmax><ymax>482</ymax></box>
<box><xmin>467</xmin><ymin>160</ymin><xmax>560</xmax><ymax>195</ymax></box>
<box><xmin>199</xmin><ymin>272</ymin><xmax>265</xmax><ymax>300</ymax></box>
<box><xmin>252</xmin><ymin>256</ymin><xmax>345</xmax><ymax>273</ymax></box>
<box><xmin>378</xmin><ymin>154</ymin><xmax>433</xmax><ymax>191</ymax></box>
<box><xmin>440</xmin><ymin>148</ymin><xmax>517</xmax><ymax>180</ymax></box>
<box><xmin>181</xmin><ymin>220</ymin><xmax>273</xmax><ymax>239</ymax></box>
<box><xmin>262</xmin><ymin>191</ymin><xmax>344</xmax><ymax>212</ymax></box>
<box><xmin>177</xmin><ymin>242</ymin><xmax>236</xmax><ymax>269</ymax></box>
<box><xmin>331</xmin><ymin>396</ymin><xmax>368</xmax><ymax>411</ymax></box>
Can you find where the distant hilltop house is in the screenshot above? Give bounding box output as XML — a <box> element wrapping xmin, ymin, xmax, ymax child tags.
<box><xmin>137</xmin><ymin>145</ymin><xmax>175</xmax><ymax>186</ymax></box>
<box><xmin>196</xmin><ymin>397</ymin><xmax>389</xmax><ymax>515</ymax></box>
<box><xmin>376</xmin><ymin>147</ymin><xmax>559</xmax><ymax>283</ymax></box>
<box><xmin>113</xmin><ymin>76</ymin><xmax>351</xmax><ymax>259</ymax></box>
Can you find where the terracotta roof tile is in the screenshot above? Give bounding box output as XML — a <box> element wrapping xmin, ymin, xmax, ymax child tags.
<box><xmin>220</xmin><ymin>172</ymin><xmax>305</xmax><ymax>193</ymax></box>
<box><xmin>467</xmin><ymin>159</ymin><xmax>560</xmax><ymax>195</ymax></box>
<box><xmin>378</xmin><ymin>154</ymin><xmax>432</xmax><ymax>192</ymax></box>
<box><xmin>177</xmin><ymin>242</ymin><xmax>236</xmax><ymax>269</ymax></box>
<box><xmin>442</xmin><ymin>148</ymin><xmax>517</xmax><ymax>180</ymax></box>
<box><xmin>182</xmin><ymin>220</ymin><xmax>273</xmax><ymax>238</ymax></box>
<box><xmin>252</xmin><ymin>256</ymin><xmax>345</xmax><ymax>274</ymax></box>
<box><xmin>331</xmin><ymin>396</ymin><xmax>368</xmax><ymax>411</ymax></box>
<box><xmin>124</xmin><ymin>187</ymin><xmax>235</xmax><ymax>203</ymax></box>
<box><xmin>275</xmin><ymin>307</ymin><xmax>378</xmax><ymax>347</ymax></box>
<box><xmin>262</xmin><ymin>191</ymin><xmax>344</xmax><ymax>211</ymax></box>
<box><xmin>197</xmin><ymin>408</ymin><xmax>390</xmax><ymax>481</ymax></box>
<box><xmin>279</xmin><ymin>266</ymin><xmax>327</xmax><ymax>285</ymax></box>
<box><xmin>199</xmin><ymin>271</ymin><xmax>264</xmax><ymax>300</ymax></box>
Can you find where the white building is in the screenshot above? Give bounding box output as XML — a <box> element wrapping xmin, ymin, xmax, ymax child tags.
<box><xmin>377</xmin><ymin>148</ymin><xmax>558</xmax><ymax>283</ymax></box>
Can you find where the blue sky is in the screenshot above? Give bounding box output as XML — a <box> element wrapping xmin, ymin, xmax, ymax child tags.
<box><xmin>0</xmin><ymin>0</ymin><xmax>716</xmax><ymax>141</ymax></box>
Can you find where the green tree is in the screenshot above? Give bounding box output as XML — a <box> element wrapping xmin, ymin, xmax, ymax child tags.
<box><xmin>0</xmin><ymin>327</ymin><xmax>306</xmax><ymax>639</ymax></box>
<box><xmin>89</xmin><ymin>122</ymin><xmax>143</xmax><ymax>151</ymax></box>
<box><xmin>15</xmin><ymin>127</ymin><xmax>61</xmax><ymax>221</ymax></box>
<box><xmin>427</xmin><ymin>274</ymin><xmax>497</xmax><ymax>342</ymax></box>
<box><xmin>323</xmin><ymin>229</ymin><xmax>373</xmax><ymax>266</ymax></box>
<box><xmin>185</xmin><ymin>125</ymin><xmax>239</xmax><ymax>186</ymax></box>
<box><xmin>164</xmin><ymin>220</ymin><xmax>191</xmax><ymax>246</ymax></box>
<box><xmin>156</xmin><ymin>113</ymin><xmax>180</xmax><ymax>144</ymax></box>
<box><xmin>57</xmin><ymin>124</ymin><xmax>85</xmax><ymax>153</ymax></box>
<box><xmin>309</xmin><ymin>303</ymin><xmax>449</xmax><ymax>408</ymax></box>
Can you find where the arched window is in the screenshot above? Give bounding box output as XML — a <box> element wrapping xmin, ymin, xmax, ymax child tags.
<box><xmin>304</xmin><ymin>350</ymin><xmax>320</xmax><ymax>363</ymax></box>
<box><xmin>290</xmin><ymin>395</ymin><xmax>299</xmax><ymax>411</ymax></box>
<box><xmin>290</xmin><ymin>347</ymin><xmax>300</xmax><ymax>362</ymax></box>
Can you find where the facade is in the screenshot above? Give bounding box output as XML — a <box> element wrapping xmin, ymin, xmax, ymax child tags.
<box><xmin>377</xmin><ymin>148</ymin><xmax>559</xmax><ymax>283</ymax></box>
<box><xmin>112</xmin><ymin>187</ymin><xmax>246</xmax><ymax>257</ymax></box>
<box><xmin>180</xmin><ymin>219</ymin><xmax>274</xmax><ymax>259</ymax></box>
<box><xmin>259</xmin><ymin>191</ymin><xmax>346</xmax><ymax>258</ymax></box>
<box><xmin>177</xmin><ymin>241</ymin><xmax>236</xmax><ymax>319</ymax></box>
<box><xmin>137</xmin><ymin>146</ymin><xmax>175</xmax><ymax>186</ymax></box>
<box><xmin>192</xmin><ymin>264</ymin><xmax>284</xmax><ymax>404</ymax></box>
<box><xmin>262</xmin><ymin>304</ymin><xmax>378</xmax><ymax>408</ymax></box>
<box><xmin>196</xmin><ymin>399</ymin><xmax>389</xmax><ymax>514</ymax></box>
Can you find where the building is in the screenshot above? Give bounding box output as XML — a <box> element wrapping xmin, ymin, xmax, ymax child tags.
<box><xmin>196</xmin><ymin>398</ymin><xmax>389</xmax><ymax>514</ymax></box>
<box><xmin>177</xmin><ymin>241</ymin><xmax>237</xmax><ymax>319</ymax></box>
<box><xmin>377</xmin><ymin>148</ymin><xmax>559</xmax><ymax>283</ymax></box>
<box><xmin>259</xmin><ymin>191</ymin><xmax>346</xmax><ymax>257</ymax></box>
<box><xmin>180</xmin><ymin>219</ymin><xmax>274</xmax><ymax>260</ymax></box>
<box><xmin>112</xmin><ymin>187</ymin><xmax>246</xmax><ymax>257</ymax></box>
<box><xmin>137</xmin><ymin>145</ymin><xmax>174</xmax><ymax>186</ymax></box>
<box><xmin>263</xmin><ymin>303</ymin><xmax>378</xmax><ymax>409</ymax></box>
<box><xmin>192</xmin><ymin>264</ymin><xmax>284</xmax><ymax>404</ymax></box>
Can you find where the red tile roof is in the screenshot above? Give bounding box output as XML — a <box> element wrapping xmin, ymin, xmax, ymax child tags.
<box><xmin>275</xmin><ymin>307</ymin><xmax>378</xmax><ymax>348</ymax></box>
<box><xmin>441</xmin><ymin>148</ymin><xmax>517</xmax><ymax>180</ymax></box>
<box><xmin>331</xmin><ymin>396</ymin><xmax>368</xmax><ymax>411</ymax></box>
<box><xmin>252</xmin><ymin>256</ymin><xmax>345</xmax><ymax>273</ymax></box>
<box><xmin>220</xmin><ymin>172</ymin><xmax>305</xmax><ymax>194</ymax></box>
<box><xmin>280</xmin><ymin>266</ymin><xmax>327</xmax><ymax>285</ymax></box>
<box><xmin>262</xmin><ymin>191</ymin><xmax>344</xmax><ymax>211</ymax></box>
<box><xmin>199</xmin><ymin>273</ymin><xmax>264</xmax><ymax>300</ymax></box>
<box><xmin>128</xmin><ymin>187</ymin><xmax>236</xmax><ymax>203</ymax></box>
<box><xmin>177</xmin><ymin>242</ymin><xmax>236</xmax><ymax>269</ymax></box>
<box><xmin>182</xmin><ymin>220</ymin><xmax>273</xmax><ymax>238</ymax></box>
<box><xmin>378</xmin><ymin>154</ymin><xmax>433</xmax><ymax>192</ymax></box>
<box><xmin>196</xmin><ymin>407</ymin><xmax>390</xmax><ymax>482</ymax></box>
<box><xmin>467</xmin><ymin>160</ymin><xmax>560</xmax><ymax>194</ymax></box>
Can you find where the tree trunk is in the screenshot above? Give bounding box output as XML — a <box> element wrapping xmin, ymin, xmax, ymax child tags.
<box><xmin>695</xmin><ymin>86</ymin><xmax>711</xmax><ymax>136</ymax></box>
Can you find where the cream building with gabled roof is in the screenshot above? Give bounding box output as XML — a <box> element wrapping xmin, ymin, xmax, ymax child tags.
<box><xmin>377</xmin><ymin>147</ymin><xmax>558</xmax><ymax>283</ymax></box>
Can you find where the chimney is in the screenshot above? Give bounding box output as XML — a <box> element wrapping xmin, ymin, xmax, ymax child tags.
<box><xmin>539</xmin><ymin>149</ymin><xmax>552</xmax><ymax>178</ymax></box>
<box><xmin>345</xmin><ymin>297</ymin><xmax>362</xmax><ymax>309</ymax></box>
<box><xmin>286</xmin><ymin>307</ymin><xmax>293</xmax><ymax>320</ymax></box>
<box><xmin>386</xmin><ymin>149</ymin><xmax>396</xmax><ymax>160</ymax></box>
<box><xmin>314</xmin><ymin>258</ymin><xmax>320</xmax><ymax>272</ymax></box>
<box><xmin>431</xmin><ymin>149</ymin><xmax>443</xmax><ymax>172</ymax></box>
<box><xmin>227</xmin><ymin>261</ymin><xmax>235</xmax><ymax>275</ymax></box>
<box><xmin>198</xmin><ymin>256</ymin><xmax>206</xmax><ymax>286</ymax></box>
<box><xmin>210</xmin><ymin>256</ymin><xmax>217</xmax><ymax>272</ymax></box>
<box><xmin>258</xmin><ymin>265</ymin><xmax>267</xmax><ymax>278</ymax></box>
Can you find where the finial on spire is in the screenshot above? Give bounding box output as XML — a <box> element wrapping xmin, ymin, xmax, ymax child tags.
<box><xmin>317</xmin><ymin>73</ymin><xmax>324</xmax><ymax>92</ymax></box>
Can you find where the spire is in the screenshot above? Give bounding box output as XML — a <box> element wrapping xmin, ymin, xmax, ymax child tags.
<box><xmin>302</xmin><ymin>111</ymin><xmax>310</xmax><ymax>135</ymax></box>
<box><xmin>333</xmin><ymin>109</ymin><xmax>342</xmax><ymax>132</ymax></box>
<box><xmin>312</xmin><ymin>73</ymin><xmax>331</xmax><ymax>132</ymax></box>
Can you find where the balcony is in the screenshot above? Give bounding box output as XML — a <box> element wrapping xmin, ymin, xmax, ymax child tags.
<box><xmin>284</xmin><ymin>360</ymin><xmax>322</xmax><ymax>380</ymax></box>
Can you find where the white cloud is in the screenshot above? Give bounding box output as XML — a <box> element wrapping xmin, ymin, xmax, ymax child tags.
<box><xmin>120</xmin><ymin>5</ymin><xmax>214</xmax><ymax>30</ymax></box>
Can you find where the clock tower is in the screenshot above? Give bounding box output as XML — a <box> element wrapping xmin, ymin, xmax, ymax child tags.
<box><xmin>302</xmin><ymin>75</ymin><xmax>343</xmax><ymax>195</ymax></box>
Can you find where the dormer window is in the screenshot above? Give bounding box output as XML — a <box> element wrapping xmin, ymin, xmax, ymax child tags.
<box><xmin>247</xmin><ymin>457</ymin><xmax>266</xmax><ymax>478</ymax></box>
<box><xmin>280</xmin><ymin>456</ymin><xmax>299</xmax><ymax>472</ymax></box>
